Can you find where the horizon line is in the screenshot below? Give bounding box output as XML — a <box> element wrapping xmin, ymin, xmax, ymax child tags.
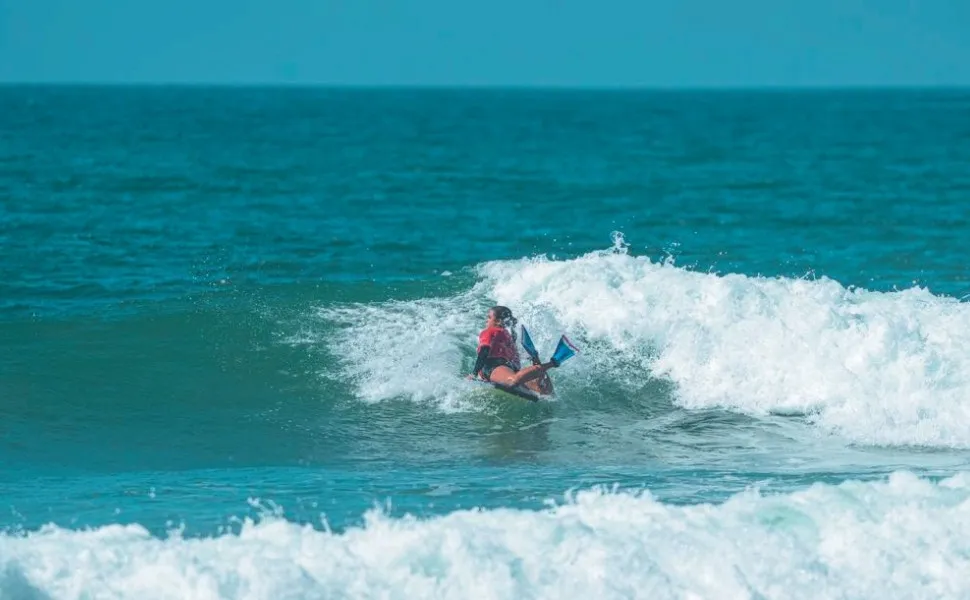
<box><xmin>2</xmin><ymin>81</ymin><xmax>970</xmax><ymax>92</ymax></box>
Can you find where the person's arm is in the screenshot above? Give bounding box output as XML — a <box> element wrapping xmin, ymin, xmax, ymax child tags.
<box><xmin>471</xmin><ymin>345</ymin><xmax>491</xmax><ymax>379</ymax></box>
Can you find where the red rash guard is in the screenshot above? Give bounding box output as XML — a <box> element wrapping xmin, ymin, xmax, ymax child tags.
<box><xmin>474</xmin><ymin>326</ymin><xmax>521</xmax><ymax>374</ymax></box>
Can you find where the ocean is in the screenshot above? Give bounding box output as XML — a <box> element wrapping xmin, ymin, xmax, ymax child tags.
<box><xmin>2</xmin><ymin>85</ymin><xmax>970</xmax><ymax>599</ymax></box>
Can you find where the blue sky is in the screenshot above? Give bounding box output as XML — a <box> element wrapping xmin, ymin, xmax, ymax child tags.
<box><xmin>2</xmin><ymin>0</ymin><xmax>969</xmax><ymax>86</ymax></box>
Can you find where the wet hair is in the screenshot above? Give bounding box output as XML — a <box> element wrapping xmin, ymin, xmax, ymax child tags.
<box><xmin>489</xmin><ymin>305</ymin><xmax>518</xmax><ymax>343</ymax></box>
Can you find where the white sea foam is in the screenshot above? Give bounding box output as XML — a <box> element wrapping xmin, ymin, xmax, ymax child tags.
<box><xmin>477</xmin><ymin>238</ymin><xmax>970</xmax><ymax>447</ymax></box>
<box><xmin>308</xmin><ymin>235</ymin><xmax>970</xmax><ymax>446</ymax></box>
<box><xmin>3</xmin><ymin>471</ymin><xmax>969</xmax><ymax>599</ymax></box>
<box><xmin>316</xmin><ymin>292</ymin><xmax>492</xmax><ymax>411</ymax></box>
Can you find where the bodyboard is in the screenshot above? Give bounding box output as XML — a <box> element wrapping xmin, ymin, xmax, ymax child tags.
<box><xmin>475</xmin><ymin>380</ymin><xmax>545</xmax><ymax>402</ymax></box>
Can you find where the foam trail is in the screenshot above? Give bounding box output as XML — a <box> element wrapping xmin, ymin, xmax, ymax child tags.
<box><xmin>315</xmin><ymin>292</ymin><xmax>491</xmax><ymax>411</ymax></box>
<box><xmin>3</xmin><ymin>472</ymin><xmax>969</xmax><ymax>599</ymax></box>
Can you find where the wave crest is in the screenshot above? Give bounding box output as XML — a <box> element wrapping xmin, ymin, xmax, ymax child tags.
<box><xmin>3</xmin><ymin>472</ymin><xmax>969</xmax><ymax>599</ymax></box>
<box><xmin>305</xmin><ymin>238</ymin><xmax>970</xmax><ymax>447</ymax></box>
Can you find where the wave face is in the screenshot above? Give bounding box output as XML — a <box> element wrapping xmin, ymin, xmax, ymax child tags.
<box><xmin>314</xmin><ymin>237</ymin><xmax>970</xmax><ymax>448</ymax></box>
<box><xmin>2</xmin><ymin>472</ymin><xmax>968</xmax><ymax>600</ymax></box>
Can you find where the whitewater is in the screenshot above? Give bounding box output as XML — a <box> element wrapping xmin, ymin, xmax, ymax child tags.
<box><xmin>3</xmin><ymin>473</ymin><xmax>969</xmax><ymax>599</ymax></box>
<box><xmin>319</xmin><ymin>236</ymin><xmax>970</xmax><ymax>449</ymax></box>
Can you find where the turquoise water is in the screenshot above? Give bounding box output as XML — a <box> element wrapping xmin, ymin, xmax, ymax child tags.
<box><xmin>3</xmin><ymin>86</ymin><xmax>970</xmax><ymax>598</ymax></box>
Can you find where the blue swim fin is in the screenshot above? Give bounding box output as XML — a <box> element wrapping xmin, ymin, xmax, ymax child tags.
<box><xmin>550</xmin><ymin>335</ymin><xmax>579</xmax><ymax>367</ymax></box>
<box><xmin>520</xmin><ymin>325</ymin><xmax>541</xmax><ymax>365</ymax></box>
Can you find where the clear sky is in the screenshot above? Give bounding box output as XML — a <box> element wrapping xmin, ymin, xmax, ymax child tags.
<box><xmin>2</xmin><ymin>0</ymin><xmax>969</xmax><ymax>86</ymax></box>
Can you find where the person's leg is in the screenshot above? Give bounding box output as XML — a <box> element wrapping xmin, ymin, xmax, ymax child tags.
<box><xmin>490</xmin><ymin>361</ymin><xmax>558</xmax><ymax>387</ymax></box>
<box><xmin>523</xmin><ymin>371</ymin><xmax>554</xmax><ymax>396</ymax></box>
<box><xmin>507</xmin><ymin>362</ymin><xmax>557</xmax><ymax>387</ymax></box>
<box><xmin>486</xmin><ymin>365</ymin><xmax>518</xmax><ymax>385</ymax></box>
<box><xmin>535</xmin><ymin>372</ymin><xmax>554</xmax><ymax>395</ymax></box>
